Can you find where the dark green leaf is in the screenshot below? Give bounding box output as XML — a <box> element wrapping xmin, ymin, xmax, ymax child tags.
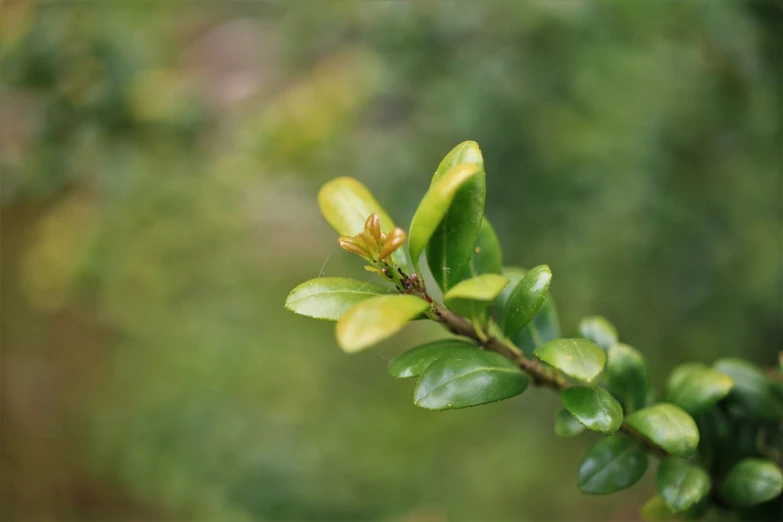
<box><xmin>285</xmin><ymin>277</ymin><xmax>396</xmax><ymax>321</ymax></box>
<box><xmin>426</xmin><ymin>141</ymin><xmax>486</xmax><ymax>292</ymax></box>
<box><xmin>388</xmin><ymin>339</ymin><xmax>476</xmax><ymax>379</ymax></box>
<box><xmin>495</xmin><ymin>266</ymin><xmax>525</xmax><ymax>322</ymax></box>
<box><xmin>414</xmin><ymin>350</ymin><xmax>528</xmax><ymax>410</ymax></box>
<box><xmin>502</xmin><ymin>265</ymin><xmax>552</xmax><ymax>336</ymax></box>
<box><xmin>533</xmin><ymin>338</ymin><xmax>606</xmax><ymax>382</ymax></box>
<box><xmin>667</xmin><ymin>366</ymin><xmax>734</xmax><ymax>416</ymax></box>
<box><xmin>656</xmin><ymin>457</ymin><xmax>711</xmax><ymax>513</ymax></box>
<box><xmin>336</xmin><ymin>295</ymin><xmax>429</xmax><ymax>353</ymax></box>
<box><xmin>408</xmin><ymin>163</ymin><xmax>483</xmax><ymax>280</ymax></box>
<box><xmin>560</xmin><ymin>386</ymin><xmax>623</xmax><ymax>434</ymax></box>
<box><xmin>465</xmin><ymin>217</ymin><xmax>502</xmax><ymax>278</ymax></box>
<box><xmin>512</xmin><ymin>296</ymin><xmax>561</xmax><ymax>357</ymax></box>
<box><xmin>719</xmin><ymin>458</ymin><xmax>783</xmax><ymax>507</ymax></box>
<box><xmin>555</xmin><ymin>408</ymin><xmax>585</xmax><ymax>437</ymax></box>
<box><xmin>604</xmin><ymin>343</ymin><xmax>651</xmax><ymax>413</ymax></box>
<box><xmin>578</xmin><ymin>434</ymin><xmax>649</xmax><ymax>494</ymax></box>
<box><xmin>576</xmin><ymin>315</ymin><xmax>618</xmax><ymax>351</ymax></box>
<box><xmin>624</xmin><ymin>403</ymin><xmax>699</xmax><ymax>457</ymax></box>
<box><xmin>317</xmin><ymin>177</ymin><xmax>406</xmax><ymax>267</ymax></box>
<box><xmin>714</xmin><ymin>358</ymin><xmax>783</xmax><ymax>421</ymax></box>
<box><xmin>444</xmin><ymin>274</ymin><xmax>509</xmax><ymax>321</ymax></box>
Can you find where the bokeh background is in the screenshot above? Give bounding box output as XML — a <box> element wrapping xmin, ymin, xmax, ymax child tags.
<box><xmin>2</xmin><ymin>1</ymin><xmax>781</xmax><ymax>521</ymax></box>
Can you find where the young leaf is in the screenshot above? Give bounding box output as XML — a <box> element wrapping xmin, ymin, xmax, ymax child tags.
<box><xmin>285</xmin><ymin>277</ymin><xmax>396</xmax><ymax>321</ymax></box>
<box><xmin>336</xmin><ymin>295</ymin><xmax>429</xmax><ymax>353</ymax></box>
<box><xmin>555</xmin><ymin>408</ymin><xmax>585</xmax><ymax>437</ymax></box>
<box><xmin>560</xmin><ymin>386</ymin><xmax>623</xmax><ymax>434</ymax></box>
<box><xmin>719</xmin><ymin>458</ymin><xmax>783</xmax><ymax>507</ymax></box>
<box><xmin>317</xmin><ymin>177</ymin><xmax>405</xmax><ymax>266</ymax></box>
<box><xmin>444</xmin><ymin>274</ymin><xmax>509</xmax><ymax>321</ymax></box>
<box><xmin>408</xmin><ymin>163</ymin><xmax>483</xmax><ymax>278</ymax></box>
<box><xmin>640</xmin><ymin>495</ymin><xmax>677</xmax><ymax>522</ymax></box>
<box><xmin>576</xmin><ymin>315</ymin><xmax>618</xmax><ymax>351</ymax></box>
<box><xmin>502</xmin><ymin>265</ymin><xmax>552</xmax><ymax>336</ymax></box>
<box><xmin>656</xmin><ymin>457</ymin><xmax>711</xmax><ymax>513</ymax></box>
<box><xmin>533</xmin><ymin>338</ymin><xmax>606</xmax><ymax>382</ymax></box>
<box><xmin>666</xmin><ymin>366</ymin><xmax>734</xmax><ymax>416</ymax></box>
<box><xmin>714</xmin><ymin>358</ymin><xmax>783</xmax><ymax>421</ymax></box>
<box><xmin>624</xmin><ymin>403</ymin><xmax>699</xmax><ymax>457</ymax></box>
<box><xmin>465</xmin><ymin>217</ymin><xmax>502</xmax><ymax>278</ymax></box>
<box><xmin>513</xmin><ymin>296</ymin><xmax>561</xmax><ymax>357</ymax></box>
<box><xmin>604</xmin><ymin>343</ymin><xmax>651</xmax><ymax>413</ymax></box>
<box><xmin>426</xmin><ymin>142</ymin><xmax>486</xmax><ymax>292</ymax></box>
<box><xmin>578</xmin><ymin>434</ymin><xmax>649</xmax><ymax>495</ymax></box>
<box><xmin>414</xmin><ymin>350</ymin><xmax>528</xmax><ymax>410</ymax></box>
<box><xmin>388</xmin><ymin>339</ymin><xmax>476</xmax><ymax>379</ymax></box>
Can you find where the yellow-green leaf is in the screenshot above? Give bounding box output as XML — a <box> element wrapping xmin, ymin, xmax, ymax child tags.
<box><xmin>285</xmin><ymin>277</ymin><xmax>396</xmax><ymax>321</ymax></box>
<box><xmin>624</xmin><ymin>403</ymin><xmax>699</xmax><ymax>457</ymax></box>
<box><xmin>444</xmin><ymin>274</ymin><xmax>509</xmax><ymax>321</ymax></box>
<box><xmin>336</xmin><ymin>295</ymin><xmax>429</xmax><ymax>353</ymax></box>
<box><xmin>533</xmin><ymin>338</ymin><xmax>606</xmax><ymax>382</ymax></box>
<box><xmin>666</xmin><ymin>365</ymin><xmax>734</xmax><ymax>415</ymax></box>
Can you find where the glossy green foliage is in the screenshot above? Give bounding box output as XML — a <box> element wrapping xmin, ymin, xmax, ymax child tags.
<box><xmin>560</xmin><ymin>386</ymin><xmax>623</xmax><ymax>434</ymax></box>
<box><xmin>533</xmin><ymin>338</ymin><xmax>606</xmax><ymax>383</ymax></box>
<box><xmin>666</xmin><ymin>364</ymin><xmax>734</xmax><ymax>415</ymax></box>
<box><xmin>714</xmin><ymin>358</ymin><xmax>783</xmax><ymax>421</ymax></box>
<box><xmin>656</xmin><ymin>457</ymin><xmax>711</xmax><ymax>513</ymax></box>
<box><xmin>578</xmin><ymin>435</ymin><xmax>649</xmax><ymax>494</ymax></box>
<box><xmin>444</xmin><ymin>274</ymin><xmax>508</xmax><ymax>322</ymax></box>
<box><xmin>513</xmin><ymin>296</ymin><xmax>561</xmax><ymax>357</ymax></box>
<box><xmin>501</xmin><ymin>265</ymin><xmax>552</xmax><ymax>336</ymax></box>
<box><xmin>426</xmin><ymin>141</ymin><xmax>487</xmax><ymax>292</ymax></box>
<box><xmin>388</xmin><ymin>340</ymin><xmax>476</xmax><ymax>379</ymax></box>
<box><xmin>576</xmin><ymin>315</ymin><xmax>618</xmax><ymax>351</ymax></box>
<box><xmin>285</xmin><ymin>277</ymin><xmax>396</xmax><ymax>321</ymax></box>
<box><xmin>336</xmin><ymin>295</ymin><xmax>429</xmax><ymax>353</ymax></box>
<box><xmin>719</xmin><ymin>458</ymin><xmax>783</xmax><ymax>507</ymax></box>
<box><xmin>408</xmin><ymin>163</ymin><xmax>483</xmax><ymax>279</ymax></box>
<box><xmin>465</xmin><ymin>218</ymin><xmax>502</xmax><ymax>277</ymax></box>
<box><xmin>317</xmin><ymin>177</ymin><xmax>406</xmax><ymax>266</ymax></box>
<box><xmin>604</xmin><ymin>343</ymin><xmax>651</xmax><ymax>413</ymax></box>
<box><xmin>554</xmin><ymin>408</ymin><xmax>585</xmax><ymax>437</ymax></box>
<box><xmin>624</xmin><ymin>404</ymin><xmax>699</xmax><ymax>458</ymax></box>
<box><xmin>413</xmin><ymin>350</ymin><xmax>528</xmax><ymax>410</ymax></box>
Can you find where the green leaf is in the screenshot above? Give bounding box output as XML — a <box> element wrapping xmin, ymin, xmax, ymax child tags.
<box><xmin>533</xmin><ymin>338</ymin><xmax>606</xmax><ymax>382</ymax></box>
<box><xmin>624</xmin><ymin>403</ymin><xmax>699</xmax><ymax>457</ymax></box>
<box><xmin>554</xmin><ymin>408</ymin><xmax>585</xmax><ymax>437</ymax></box>
<box><xmin>578</xmin><ymin>434</ymin><xmax>649</xmax><ymax>494</ymax></box>
<box><xmin>285</xmin><ymin>277</ymin><xmax>396</xmax><ymax>321</ymax></box>
<box><xmin>413</xmin><ymin>350</ymin><xmax>528</xmax><ymax>410</ymax></box>
<box><xmin>719</xmin><ymin>458</ymin><xmax>783</xmax><ymax>507</ymax></box>
<box><xmin>667</xmin><ymin>366</ymin><xmax>734</xmax><ymax>416</ymax></box>
<box><xmin>576</xmin><ymin>315</ymin><xmax>618</xmax><ymax>351</ymax></box>
<box><xmin>336</xmin><ymin>295</ymin><xmax>429</xmax><ymax>353</ymax></box>
<box><xmin>667</xmin><ymin>363</ymin><xmax>708</xmax><ymax>393</ymax></box>
<box><xmin>317</xmin><ymin>177</ymin><xmax>405</xmax><ymax>266</ymax></box>
<box><xmin>560</xmin><ymin>386</ymin><xmax>623</xmax><ymax>434</ymax></box>
<box><xmin>388</xmin><ymin>339</ymin><xmax>475</xmax><ymax>379</ymax></box>
<box><xmin>444</xmin><ymin>274</ymin><xmax>509</xmax><ymax>321</ymax></box>
<box><xmin>495</xmin><ymin>267</ymin><xmax>525</xmax><ymax>321</ymax></box>
<box><xmin>604</xmin><ymin>343</ymin><xmax>651</xmax><ymax>413</ymax></box>
<box><xmin>408</xmin><ymin>163</ymin><xmax>483</xmax><ymax>279</ymax></box>
<box><xmin>714</xmin><ymin>358</ymin><xmax>783</xmax><ymax>421</ymax></box>
<box><xmin>465</xmin><ymin>217</ymin><xmax>502</xmax><ymax>278</ymax></box>
<box><xmin>432</xmin><ymin>140</ymin><xmax>484</xmax><ymax>183</ymax></box>
<box><xmin>656</xmin><ymin>457</ymin><xmax>711</xmax><ymax>513</ymax></box>
<box><xmin>640</xmin><ymin>495</ymin><xmax>677</xmax><ymax>522</ymax></box>
<box><xmin>513</xmin><ymin>296</ymin><xmax>561</xmax><ymax>357</ymax></box>
<box><xmin>501</xmin><ymin>265</ymin><xmax>552</xmax><ymax>336</ymax></box>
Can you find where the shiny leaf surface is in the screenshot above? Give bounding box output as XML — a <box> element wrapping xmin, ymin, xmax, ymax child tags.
<box><xmin>576</xmin><ymin>315</ymin><xmax>618</xmax><ymax>351</ymax></box>
<box><xmin>605</xmin><ymin>343</ymin><xmax>651</xmax><ymax>413</ymax></box>
<box><xmin>285</xmin><ymin>277</ymin><xmax>396</xmax><ymax>321</ymax></box>
<box><xmin>555</xmin><ymin>408</ymin><xmax>585</xmax><ymax>437</ymax></box>
<box><xmin>408</xmin><ymin>163</ymin><xmax>483</xmax><ymax>278</ymax></box>
<box><xmin>444</xmin><ymin>274</ymin><xmax>509</xmax><ymax>320</ymax></box>
<box><xmin>533</xmin><ymin>338</ymin><xmax>606</xmax><ymax>382</ymax></box>
<box><xmin>560</xmin><ymin>386</ymin><xmax>623</xmax><ymax>434</ymax></box>
<box><xmin>719</xmin><ymin>458</ymin><xmax>783</xmax><ymax>507</ymax></box>
<box><xmin>388</xmin><ymin>339</ymin><xmax>475</xmax><ymax>379</ymax></box>
<box><xmin>656</xmin><ymin>457</ymin><xmax>711</xmax><ymax>513</ymax></box>
<box><xmin>465</xmin><ymin>217</ymin><xmax>502</xmax><ymax>278</ymax></box>
<box><xmin>502</xmin><ymin>265</ymin><xmax>552</xmax><ymax>336</ymax></box>
<box><xmin>714</xmin><ymin>358</ymin><xmax>783</xmax><ymax>421</ymax></box>
<box><xmin>578</xmin><ymin>435</ymin><xmax>649</xmax><ymax>494</ymax></box>
<box><xmin>625</xmin><ymin>403</ymin><xmax>699</xmax><ymax>457</ymax></box>
<box><xmin>667</xmin><ymin>366</ymin><xmax>734</xmax><ymax>415</ymax></box>
<box><xmin>336</xmin><ymin>295</ymin><xmax>429</xmax><ymax>353</ymax></box>
<box><xmin>513</xmin><ymin>296</ymin><xmax>561</xmax><ymax>357</ymax></box>
<box><xmin>317</xmin><ymin>177</ymin><xmax>405</xmax><ymax>266</ymax></box>
<box><xmin>414</xmin><ymin>350</ymin><xmax>528</xmax><ymax>410</ymax></box>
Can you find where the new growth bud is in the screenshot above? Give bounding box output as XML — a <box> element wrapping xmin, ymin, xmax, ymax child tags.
<box><xmin>337</xmin><ymin>212</ymin><xmax>407</xmax><ymax>263</ymax></box>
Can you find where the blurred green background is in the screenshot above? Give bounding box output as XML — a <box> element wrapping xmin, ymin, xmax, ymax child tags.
<box><xmin>2</xmin><ymin>1</ymin><xmax>781</xmax><ymax>521</ymax></box>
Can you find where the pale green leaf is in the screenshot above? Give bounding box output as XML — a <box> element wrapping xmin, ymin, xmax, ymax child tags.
<box><xmin>285</xmin><ymin>277</ymin><xmax>396</xmax><ymax>321</ymax></box>
<box><xmin>336</xmin><ymin>295</ymin><xmax>429</xmax><ymax>353</ymax></box>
